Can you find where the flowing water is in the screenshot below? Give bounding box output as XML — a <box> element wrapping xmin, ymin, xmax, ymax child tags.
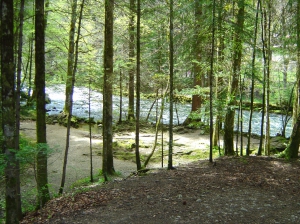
<box><xmin>45</xmin><ymin>85</ymin><xmax>292</xmax><ymax>137</ymax></box>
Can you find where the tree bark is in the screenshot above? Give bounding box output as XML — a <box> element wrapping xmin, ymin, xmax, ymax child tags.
<box><xmin>15</xmin><ymin>0</ymin><xmax>26</xmax><ymax>218</ymax></box>
<box><xmin>191</xmin><ymin>0</ymin><xmax>202</xmax><ymax>114</ymax></box>
<box><xmin>247</xmin><ymin>0</ymin><xmax>260</xmax><ymax>156</ymax></box>
<box><xmin>128</xmin><ymin>0</ymin><xmax>135</xmax><ymax>121</ymax></box>
<box><xmin>168</xmin><ymin>0</ymin><xmax>174</xmax><ymax>170</ymax></box>
<box><xmin>283</xmin><ymin>0</ymin><xmax>300</xmax><ymax>159</ymax></box>
<box><xmin>212</xmin><ymin>0</ymin><xmax>224</xmax><ymax>148</ymax></box>
<box><xmin>209</xmin><ymin>0</ymin><xmax>216</xmax><ymax>162</ymax></box>
<box><xmin>64</xmin><ymin>0</ymin><xmax>78</xmax><ymax>116</ymax></box>
<box><xmin>103</xmin><ymin>0</ymin><xmax>115</xmax><ymax>178</ymax></box>
<box><xmin>35</xmin><ymin>0</ymin><xmax>50</xmax><ymax>208</ymax></box>
<box><xmin>1</xmin><ymin>0</ymin><xmax>21</xmax><ymax>222</ymax></box>
<box><xmin>135</xmin><ymin>0</ymin><xmax>142</xmax><ymax>170</ymax></box>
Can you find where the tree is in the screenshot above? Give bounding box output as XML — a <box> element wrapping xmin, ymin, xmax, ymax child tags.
<box><xmin>282</xmin><ymin>0</ymin><xmax>300</xmax><ymax>159</ymax></box>
<box><xmin>246</xmin><ymin>0</ymin><xmax>260</xmax><ymax>156</ymax></box>
<box><xmin>60</xmin><ymin>0</ymin><xmax>85</xmax><ymax>194</ymax></box>
<box><xmin>128</xmin><ymin>0</ymin><xmax>135</xmax><ymax>121</ymax></box>
<box><xmin>15</xmin><ymin>0</ymin><xmax>26</xmax><ymax>218</ymax></box>
<box><xmin>209</xmin><ymin>0</ymin><xmax>216</xmax><ymax>162</ymax></box>
<box><xmin>63</xmin><ymin>0</ymin><xmax>78</xmax><ymax>116</ymax></box>
<box><xmin>183</xmin><ymin>0</ymin><xmax>203</xmax><ymax>126</ymax></box>
<box><xmin>35</xmin><ymin>0</ymin><xmax>50</xmax><ymax>207</ymax></box>
<box><xmin>223</xmin><ymin>0</ymin><xmax>245</xmax><ymax>156</ymax></box>
<box><xmin>102</xmin><ymin>0</ymin><xmax>115</xmax><ymax>179</ymax></box>
<box><xmin>168</xmin><ymin>0</ymin><xmax>174</xmax><ymax>170</ymax></box>
<box><xmin>135</xmin><ymin>0</ymin><xmax>142</xmax><ymax>170</ymax></box>
<box><xmin>1</xmin><ymin>0</ymin><xmax>21</xmax><ymax>222</ymax></box>
<box><xmin>191</xmin><ymin>0</ymin><xmax>203</xmax><ymax>114</ymax></box>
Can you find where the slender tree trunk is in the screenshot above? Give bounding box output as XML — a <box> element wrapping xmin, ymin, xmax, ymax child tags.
<box><xmin>168</xmin><ymin>0</ymin><xmax>174</xmax><ymax>170</ymax></box>
<box><xmin>103</xmin><ymin>0</ymin><xmax>115</xmax><ymax>178</ymax></box>
<box><xmin>88</xmin><ymin>78</ymin><xmax>93</xmax><ymax>182</ymax></box>
<box><xmin>144</xmin><ymin>83</ymin><xmax>169</xmax><ymax>167</ymax></box>
<box><xmin>64</xmin><ymin>0</ymin><xmax>78</xmax><ymax>116</ymax></box>
<box><xmin>35</xmin><ymin>0</ymin><xmax>50</xmax><ymax>207</ymax></box>
<box><xmin>128</xmin><ymin>0</ymin><xmax>135</xmax><ymax>120</ymax></box>
<box><xmin>59</xmin><ymin>0</ymin><xmax>78</xmax><ymax>195</ymax></box>
<box><xmin>1</xmin><ymin>0</ymin><xmax>20</xmax><ymax>222</ymax></box>
<box><xmin>209</xmin><ymin>0</ymin><xmax>216</xmax><ymax>162</ymax></box>
<box><xmin>213</xmin><ymin>0</ymin><xmax>224</xmax><ymax>148</ymax></box>
<box><xmin>15</xmin><ymin>0</ymin><xmax>25</xmax><ymax>218</ymax></box>
<box><xmin>265</xmin><ymin>0</ymin><xmax>271</xmax><ymax>156</ymax></box>
<box><xmin>258</xmin><ymin>5</ymin><xmax>267</xmax><ymax>156</ymax></box>
<box><xmin>247</xmin><ymin>0</ymin><xmax>260</xmax><ymax>156</ymax></box>
<box><xmin>60</xmin><ymin>0</ymin><xmax>85</xmax><ymax>194</ymax></box>
<box><xmin>135</xmin><ymin>0</ymin><xmax>142</xmax><ymax>170</ymax></box>
<box><xmin>281</xmin><ymin>7</ymin><xmax>288</xmax><ymax>89</ymax></box>
<box><xmin>119</xmin><ymin>69</ymin><xmax>123</xmax><ymax>123</ymax></box>
<box><xmin>223</xmin><ymin>0</ymin><xmax>245</xmax><ymax>155</ymax></box>
<box><xmin>27</xmin><ymin>32</ymin><xmax>34</xmax><ymax>100</ymax></box>
<box><xmin>146</xmin><ymin>90</ymin><xmax>158</xmax><ymax>121</ymax></box>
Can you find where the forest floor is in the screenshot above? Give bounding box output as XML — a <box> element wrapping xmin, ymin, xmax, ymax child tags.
<box><xmin>19</xmin><ymin>121</ymin><xmax>300</xmax><ymax>224</ymax></box>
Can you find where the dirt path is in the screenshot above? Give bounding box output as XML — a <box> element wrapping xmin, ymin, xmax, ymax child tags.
<box><xmin>20</xmin><ymin>121</ymin><xmax>261</xmax><ymax>194</ymax></box>
<box><xmin>21</xmin><ymin>157</ymin><xmax>300</xmax><ymax>224</ymax></box>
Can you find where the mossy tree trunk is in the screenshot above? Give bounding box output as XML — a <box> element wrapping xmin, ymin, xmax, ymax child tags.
<box><xmin>1</xmin><ymin>0</ymin><xmax>21</xmax><ymax>222</ymax></box>
<box><xmin>35</xmin><ymin>0</ymin><xmax>50</xmax><ymax>207</ymax></box>
<box><xmin>283</xmin><ymin>0</ymin><xmax>300</xmax><ymax>159</ymax></box>
<box><xmin>15</xmin><ymin>0</ymin><xmax>26</xmax><ymax>218</ymax></box>
<box><xmin>128</xmin><ymin>0</ymin><xmax>135</xmax><ymax>121</ymax></box>
<box><xmin>103</xmin><ymin>0</ymin><xmax>115</xmax><ymax>178</ymax></box>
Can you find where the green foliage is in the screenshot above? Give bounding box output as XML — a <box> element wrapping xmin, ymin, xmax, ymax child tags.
<box><xmin>0</xmin><ymin>154</ymin><xmax>5</xmax><ymax>180</ymax></box>
<box><xmin>21</xmin><ymin>188</ymin><xmax>39</xmax><ymax>213</ymax></box>
<box><xmin>70</xmin><ymin>177</ymin><xmax>93</xmax><ymax>189</ymax></box>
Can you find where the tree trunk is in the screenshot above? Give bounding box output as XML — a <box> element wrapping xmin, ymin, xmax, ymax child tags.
<box><xmin>213</xmin><ymin>0</ymin><xmax>224</xmax><ymax>148</ymax></box>
<box><xmin>1</xmin><ymin>0</ymin><xmax>21</xmax><ymax>222</ymax></box>
<box><xmin>128</xmin><ymin>0</ymin><xmax>135</xmax><ymax>121</ymax></box>
<box><xmin>119</xmin><ymin>69</ymin><xmax>123</xmax><ymax>123</ymax></box>
<box><xmin>265</xmin><ymin>1</ymin><xmax>272</xmax><ymax>156</ymax></box>
<box><xmin>35</xmin><ymin>0</ymin><xmax>50</xmax><ymax>208</ymax></box>
<box><xmin>223</xmin><ymin>0</ymin><xmax>245</xmax><ymax>156</ymax></box>
<box><xmin>247</xmin><ymin>0</ymin><xmax>260</xmax><ymax>156</ymax></box>
<box><xmin>88</xmin><ymin>78</ymin><xmax>93</xmax><ymax>182</ymax></box>
<box><xmin>283</xmin><ymin>0</ymin><xmax>300</xmax><ymax>159</ymax></box>
<box><xmin>15</xmin><ymin>0</ymin><xmax>25</xmax><ymax>218</ymax></box>
<box><xmin>64</xmin><ymin>0</ymin><xmax>78</xmax><ymax>116</ymax></box>
<box><xmin>258</xmin><ymin>5</ymin><xmax>267</xmax><ymax>156</ymax></box>
<box><xmin>168</xmin><ymin>0</ymin><xmax>174</xmax><ymax>170</ymax></box>
<box><xmin>60</xmin><ymin>0</ymin><xmax>85</xmax><ymax>195</ymax></box>
<box><xmin>144</xmin><ymin>83</ymin><xmax>169</xmax><ymax>167</ymax></box>
<box><xmin>191</xmin><ymin>0</ymin><xmax>202</xmax><ymax>114</ymax></box>
<box><xmin>103</xmin><ymin>0</ymin><xmax>115</xmax><ymax>178</ymax></box>
<box><xmin>135</xmin><ymin>0</ymin><xmax>142</xmax><ymax>170</ymax></box>
<box><xmin>184</xmin><ymin>0</ymin><xmax>203</xmax><ymax>126</ymax></box>
<box><xmin>209</xmin><ymin>0</ymin><xmax>216</xmax><ymax>162</ymax></box>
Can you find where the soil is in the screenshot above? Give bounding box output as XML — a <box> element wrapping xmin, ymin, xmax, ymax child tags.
<box><xmin>19</xmin><ymin>121</ymin><xmax>300</xmax><ymax>223</ymax></box>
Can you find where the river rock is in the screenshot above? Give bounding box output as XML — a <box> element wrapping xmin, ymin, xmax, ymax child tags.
<box><xmin>270</xmin><ymin>136</ymin><xmax>288</xmax><ymax>152</ymax></box>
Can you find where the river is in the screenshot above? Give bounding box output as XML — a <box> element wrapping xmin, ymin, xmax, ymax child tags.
<box><xmin>45</xmin><ymin>85</ymin><xmax>292</xmax><ymax>137</ymax></box>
